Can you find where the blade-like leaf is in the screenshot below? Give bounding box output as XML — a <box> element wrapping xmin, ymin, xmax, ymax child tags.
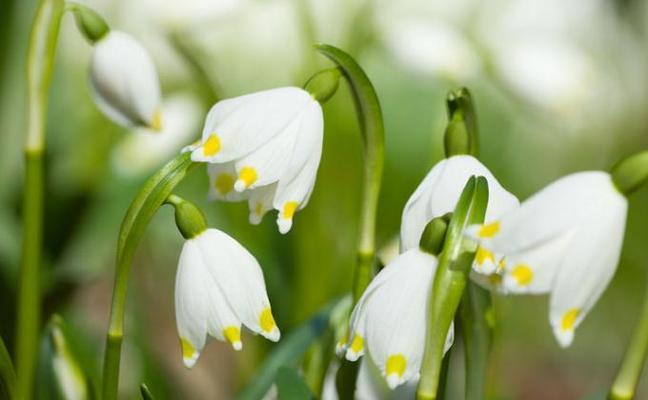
<box><xmin>276</xmin><ymin>367</ymin><xmax>315</xmax><ymax>400</ymax></box>
<box><xmin>0</xmin><ymin>334</ymin><xmax>16</xmax><ymax>400</ymax></box>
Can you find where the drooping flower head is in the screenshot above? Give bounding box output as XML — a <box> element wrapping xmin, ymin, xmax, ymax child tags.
<box><xmin>400</xmin><ymin>154</ymin><xmax>519</xmax><ymax>274</ymax></box>
<box><xmin>466</xmin><ymin>171</ymin><xmax>627</xmax><ymax>347</ymax></box>
<box><xmin>175</xmin><ymin>228</ymin><xmax>280</xmax><ymax>367</ymax></box>
<box><xmin>337</xmin><ymin>249</ymin><xmax>454</xmax><ymax>389</ymax></box>
<box><xmin>89</xmin><ymin>31</ymin><xmax>162</xmax><ymax>129</ymax></box>
<box><xmin>190</xmin><ymin>87</ymin><xmax>324</xmax><ymax>234</ymax></box>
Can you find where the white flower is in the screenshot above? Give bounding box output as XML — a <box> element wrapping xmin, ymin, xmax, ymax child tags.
<box><xmin>466</xmin><ymin>171</ymin><xmax>627</xmax><ymax>347</ymax></box>
<box><xmin>112</xmin><ymin>94</ymin><xmax>203</xmax><ymax>176</ymax></box>
<box><xmin>337</xmin><ymin>249</ymin><xmax>454</xmax><ymax>389</ymax></box>
<box><xmin>89</xmin><ymin>31</ymin><xmax>162</xmax><ymax>129</ymax></box>
<box><xmin>400</xmin><ymin>155</ymin><xmax>519</xmax><ymax>274</ymax></box>
<box><xmin>175</xmin><ymin>228</ymin><xmax>280</xmax><ymax>368</ymax></box>
<box><xmin>191</xmin><ymin>87</ymin><xmax>324</xmax><ymax>234</ymax></box>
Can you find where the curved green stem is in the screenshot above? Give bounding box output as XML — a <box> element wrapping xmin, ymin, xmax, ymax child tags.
<box><xmin>314</xmin><ymin>43</ymin><xmax>384</xmax><ymax>304</ymax></box>
<box><xmin>101</xmin><ymin>152</ymin><xmax>195</xmax><ymax>400</ymax></box>
<box><xmin>17</xmin><ymin>1</ymin><xmax>64</xmax><ymax>398</ymax></box>
<box><xmin>314</xmin><ymin>44</ymin><xmax>384</xmax><ymax>400</ymax></box>
<box><xmin>609</xmin><ymin>276</ymin><xmax>648</xmax><ymax>400</ymax></box>
<box><xmin>417</xmin><ymin>176</ymin><xmax>489</xmax><ymax>400</ymax></box>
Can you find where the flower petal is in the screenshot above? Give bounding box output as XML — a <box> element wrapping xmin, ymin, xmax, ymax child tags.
<box><xmin>174</xmin><ymin>240</ymin><xmax>208</xmax><ymax>368</ymax></box>
<box><xmin>401</xmin><ymin>155</ymin><xmax>518</xmax><ymax>252</ymax></box>
<box><xmin>195</xmin><ymin>229</ymin><xmax>280</xmax><ymax>341</ymax></box>
<box><xmin>191</xmin><ymin>87</ymin><xmax>313</xmax><ymax>163</ymax></box>
<box><xmin>549</xmin><ymin>186</ymin><xmax>627</xmax><ymax>347</ymax></box>
<box><xmin>90</xmin><ymin>31</ymin><xmax>161</xmax><ymax>128</ymax></box>
<box><xmin>247</xmin><ymin>184</ymin><xmax>278</xmax><ymax>225</ymax></box>
<box><xmin>208</xmin><ymin>162</ymin><xmax>249</xmax><ymax>202</ymax></box>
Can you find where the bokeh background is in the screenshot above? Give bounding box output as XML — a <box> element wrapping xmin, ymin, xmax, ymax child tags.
<box><xmin>1</xmin><ymin>0</ymin><xmax>647</xmax><ymax>398</ymax></box>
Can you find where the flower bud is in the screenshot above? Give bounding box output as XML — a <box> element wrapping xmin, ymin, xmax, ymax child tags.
<box><xmin>444</xmin><ymin>88</ymin><xmax>478</xmax><ymax>157</ymax></box>
<box><xmin>89</xmin><ymin>31</ymin><xmax>162</xmax><ymax>129</ymax></box>
<box><xmin>68</xmin><ymin>2</ymin><xmax>109</xmax><ymax>43</ymax></box>
<box><xmin>304</xmin><ymin>67</ymin><xmax>341</xmax><ymax>103</ymax></box>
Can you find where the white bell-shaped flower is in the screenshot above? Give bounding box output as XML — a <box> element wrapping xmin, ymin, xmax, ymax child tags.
<box><xmin>89</xmin><ymin>31</ymin><xmax>162</xmax><ymax>129</ymax></box>
<box><xmin>191</xmin><ymin>87</ymin><xmax>324</xmax><ymax>234</ymax></box>
<box><xmin>337</xmin><ymin>249</ymin><xmax>454</xmax><ymax>389</ymax></box>
<box><xmin>175</xmin><ymin>228</ymin><xmax>280</xmax><ymax>367</ymax></box>
<box><xmin>466</xmin><ymin>171</ymin><xmax>627</xmax><ymax>347</ymax></box>
<box><xmin>400</xmin><ymin>155</ymin><xmax>519</xmax><ymax>274</ymax></box>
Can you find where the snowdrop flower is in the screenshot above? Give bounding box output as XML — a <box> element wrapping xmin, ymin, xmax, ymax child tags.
<box><xmin>466</xmin><ymin>171</ymin><xmax>627</xmax><ymax>347</ymax></box>
<box><xmin>174</xmin><ymin>214</ymin><xmax>280</xmax><ymax>367</ymax></box>
<box><xmin>191</xmin><ymin>87</ymin><xmax>324</xmax><ymax>234</ymax></box>
<box><xmin>400</xmin><ymin>155</ymin><xmax>519</xmax><ymax>274</ymax></box>
<box><xmin>112</xmin><ymin>94</ymin><xmax>202</xmax><ymax>176</ymax></box>
<box><xmin>90</xmin><ymin>31</ymin><xmax>162</xmax><ymax>129</ymax></box>
<box><xmin>337</xmin><ymin>249</ymin><xmax>454</xmax><ymax>389</ymax></box>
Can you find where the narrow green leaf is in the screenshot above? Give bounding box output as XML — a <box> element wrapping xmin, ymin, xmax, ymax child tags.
<box><xmin>0</xmin><ymin>335</ymin><xmax>16</xmax><ymax>400</ymax></box>
<box><xmin>140</xmin><ymin>383</ymin><xmax>155</xmax><ymax>400</ymax></box>
<box><xmin>276</xmin><ymin>367</ymin><xmax>315</xmax><ymax>400</ymax></box>
<box><xmin>235</xmin><ymin>299</ymin><xmax>343</xmax><ymax>400</ymax></box>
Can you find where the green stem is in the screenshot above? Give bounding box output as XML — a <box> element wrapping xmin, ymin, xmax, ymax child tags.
<box><xmin>609</xmin><ymin>277</ymin><xmax>648</xmax><ymax>400</ymax></box>
<box><xmin>417</xmin><ymin>176</ymin><xmax>489</xmax><ymax>400</ymax></box>
<box><xmin>101</xmin><ymin>152</ymin><xmax>195</xmax><ymax>400</ymax></box>
<box><xmin>459</xmin><ymin>282</ymin><xmax>493</xmax><ymax>400</ymax></box>
<box><xmin>314</xmin><ymin>44</ymin><xmax>384</xmax><ymax>304</ymax></box>
<box><xmin>17</xmin><ymin>0</ymin><xmax>64</xmax><ymax>398</ymax></box>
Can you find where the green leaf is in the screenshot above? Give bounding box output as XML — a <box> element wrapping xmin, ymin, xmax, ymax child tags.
<box><xmin>235</xmin><ymin>298</ymin><xmax>343</xmax><ymax>400</ymax></box>
<box><xmin>0</xmin><ymin>334</ymin><xmax>16</xmax><ymax>400</ymax></box>
<box><xmin>276</xmin><ymin>367</ymin><xmax>315</xmax><ymax>400</ymax></box>
<box><xmin>140</xmin><ymin>383</ymin><xmax>155</xmax><ymax>400</ymax></box>
<box><xmin>37</xmin><ymin>316</ymin><xmax>93</xmax><ymax>400</ymax></box>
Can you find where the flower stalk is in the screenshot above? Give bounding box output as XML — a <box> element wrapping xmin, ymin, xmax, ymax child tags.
<box><xmin>314</xmin><ymin>44</ymin><xmax>383</xmax><ymax>400</ymax></box>
<box><xmin>417</xmin><ymin>176</ymin><xmax>489</xmax><ymax>400</ymax></box>
<box><xmin>609</xmin><ymin>274</ymin><xmax>648</xmax><ymax>400</ymax></box>
<box><xmin>17</xmin><ymin>0</ymin><xmax>64</xmax><ymax>398</ymax></box>
<box><xmin>102</xmin><ymin>152</ymin><xmax>195</xmax><ymax>400</ymax></box>
<box><xmin>314</xmin><ymin>43</ymin><xmax>384</xmax><ymax>304</ymax></box>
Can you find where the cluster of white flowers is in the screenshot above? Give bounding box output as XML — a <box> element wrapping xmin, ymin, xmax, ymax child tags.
<box><xmin>336</xmin><ymin>154</ymin><xmax>628</xmax><ymax>391</ymax></box>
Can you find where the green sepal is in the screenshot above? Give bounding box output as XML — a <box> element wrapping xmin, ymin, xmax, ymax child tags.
<box><xmin>610</xmin><ymin>150</ymin><xmax>648</xmax><ymax>196</ymax></box>
<box><xmin>304</xmin><ymin>67</ymin><xmax>342</xmax><ymax>103</ymax></box>
<box><xmin>67</xmin><ymin>2</ymin><xmax>110</xmax><ymax>43</ymax></box>
<box><xmin>165</xmin><ymin>194</ymin><xmax>208</xmax><ymax>239</ymax></box>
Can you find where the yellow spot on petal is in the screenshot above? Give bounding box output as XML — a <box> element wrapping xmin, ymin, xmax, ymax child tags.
<box><xmin>475</xmin><ymin>246</ymin><xmax>494</xmax><ymax>266</ymax></box>
<box><xmin>215</xmin><ymin>174</ymin><xmax>235</xmax><ymax>195</ymax></box>
<box><xmin>223</xmin><ymin>326</ymin><xmax>241</xmax><ymax>345</ymax></box>
<box><xmin>561</xmin><ymin>308</ymin><xmax>580</xmax><ymax>331</ymax></box>
<box><xmin>238</xmin><ymin>166</ymin><xmax>258</xmax><ymax>188</ymax></box>
<box><xmin>203</xmin><ymin>134</ymin><xmax>221</xmax><ymax>156</ymax></box>
<box><xmin>489</xmin><ymin>274</ymin><xmax>503</xmax><ymax>286</ymax></box>
<box><xmin>385</xmin><ymin>354</ymin><xmax>407</xmax><ymax>378</ymax></box>
<box><xmin>180</xmin><ymin>338</ymin><xmax>196</xmax><ymax>360</ymax></box>
<box><xmin>497</xmin><ymin>258</ymin><xmax>506</xmax><ymax>272</ymax></box>
<box><xmin>478</xmin><ymin>221</ymin><xmax>500</xmax><ymax>238</ymax></box>
<box><xmin>350</xmin><ymin>334</ymin><xmax>364</xmax><ymax>354</ymax></box>
<box><xmin>511</xmin><ymin>264</ymin><xmax>533</xmax><ymax>286</ymax></box>
<box><xmin>150</xmin><ymin>109</ymin><xmax>162</xmax><ymax>131</ymax></box>
<box><xmin>259</xmin><ymin>307</ymin><xmax>277</xmax><ymax>333</ymax></box>
<box><xmin>282</xmin><ymin>201</ymin><xmax>299</xmax><ymax>219</ymax></box>
<box><xmin>255</xmin><ymin>202</ymin><xmax>264</xmax><ymax>216</ymax></box>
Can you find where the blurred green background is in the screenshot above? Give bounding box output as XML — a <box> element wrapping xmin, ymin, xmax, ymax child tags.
<box><xmin>1</xmin><ymin>0</ymin><xmax>647</xmax><ymax>398</ymax></box>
